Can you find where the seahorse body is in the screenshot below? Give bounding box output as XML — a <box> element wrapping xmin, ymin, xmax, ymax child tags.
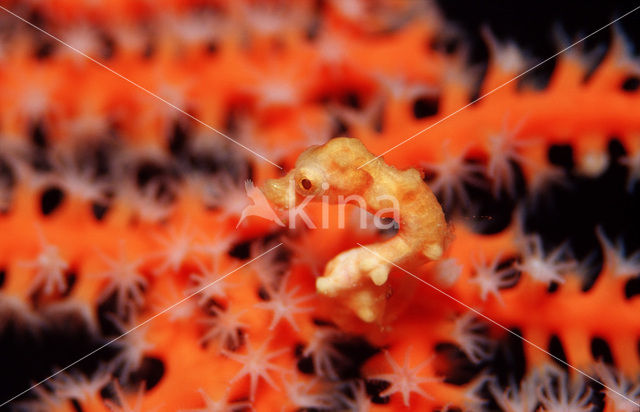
<box><xmin>262</xmin><ymin>137</ymin><xmax>449</xmax><ymax>322</ymax></box>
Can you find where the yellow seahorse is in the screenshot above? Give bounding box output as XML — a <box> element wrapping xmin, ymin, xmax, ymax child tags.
<box><xmin>262</xmin><ymin>137</ymin><xmax>450</xmax><ymax>322</ymax></box>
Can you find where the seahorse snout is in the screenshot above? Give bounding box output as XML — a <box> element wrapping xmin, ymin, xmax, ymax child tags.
<box><xmin>262</xmin><ymin>174</ymin><xmax>295</xmax><ymax>210</ymax></box>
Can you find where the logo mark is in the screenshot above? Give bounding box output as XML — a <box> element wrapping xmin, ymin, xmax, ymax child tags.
<box><xmin>237</xmin><ymin>180</ymin><xmax>285</xmax><ymax>228</ymax></box>
<box><xmin>237</xmin><ymin>178</ymin><xmax>400</xmax><ymax>231</ymax></box>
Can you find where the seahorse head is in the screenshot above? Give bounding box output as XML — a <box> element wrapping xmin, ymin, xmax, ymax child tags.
<box><xmin>261</xmin><ymin>137</ymin><xmax>374</xmax><ymax>209</ymax></box>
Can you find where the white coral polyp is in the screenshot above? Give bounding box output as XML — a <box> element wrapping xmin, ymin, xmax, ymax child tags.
<box><xmin>516</xmin><ymin>235</ymin><xmax>575</xmax><ymax>285</ymax></box>
<box><xmin>451</xmin><ymin>312</ymin><xmax>494</xmax><ymax>364</ymax></box>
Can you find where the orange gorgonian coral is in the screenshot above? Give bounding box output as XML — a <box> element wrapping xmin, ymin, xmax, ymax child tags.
<box><xmin>0</xmin><ymin>0</ymin><xmax>640</xmax><ymax>411</ymax></box>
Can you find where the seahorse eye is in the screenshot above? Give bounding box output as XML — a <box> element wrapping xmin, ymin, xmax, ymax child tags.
<box><xmin>294</xmin><ymin>167</ymin><xmax>325</xmax><ymax>196</ymax></box>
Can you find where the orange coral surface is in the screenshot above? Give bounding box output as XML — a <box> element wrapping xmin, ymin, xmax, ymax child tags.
<box><xmin>1</xmin><ymin>0</ymin><xmax>640</xmax><ymax>411</ymax></box>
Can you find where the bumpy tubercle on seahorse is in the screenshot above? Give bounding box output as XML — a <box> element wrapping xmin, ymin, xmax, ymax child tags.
<box><xmin>261</xmin><ymin>137</ymin><xmax>451</xmax><ymax>322</ymax></box>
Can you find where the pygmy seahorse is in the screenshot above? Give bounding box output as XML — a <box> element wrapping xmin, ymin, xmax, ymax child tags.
<box><xmin>262</xmin><ymin>137</ymin><xmax>449</xmax><ymax>322</ymax></box>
